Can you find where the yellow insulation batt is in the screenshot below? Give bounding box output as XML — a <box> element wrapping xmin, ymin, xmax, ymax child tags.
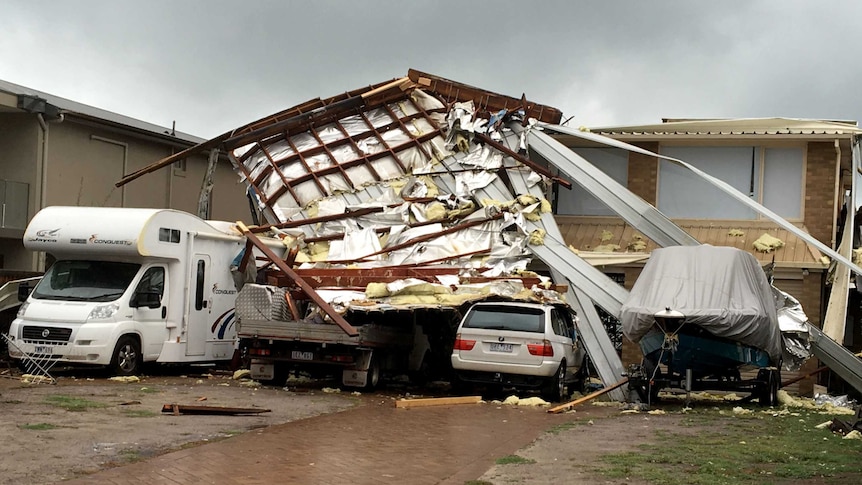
<box><xmin>424</xmin><ymin>201</ymin><xmax>447</xmax><ymax>221</ymax></box>
<box><xmin>627</xmin><ymin>235</ymin><xmax>647</xmax><ymax>252</ymax></box>
<box><xmin>753</xmin><ymin>233</ymin><xmax>785</xmax><ymax>253</ymax></box>
<box><xmin>529</xmin><ymin>229</ymin><xmax>546</xmax><ymax>245</ymax></box>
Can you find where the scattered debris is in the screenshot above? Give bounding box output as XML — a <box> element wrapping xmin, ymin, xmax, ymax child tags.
<box><xmin>502</xmin><ymin>396</ymin><xmax>549</xmax><ymax>406</ymax></box>
<box><xmin>394</xmin><ymin>396</ymin><xmax>482</xmax><ymax>408</ymax></box>
<box><xmin>732</xmin><ymin>406</ymin><xmax>753</xmax><ymax>416</ymax></box>
<box><xmin>196</xmin><ymin>396</ymin><xmax>208</xmax><ymax>402</ymax></box>
<box><xmin>728</xmin><ymin>229</ymin><xmax>745</xmax><ymax>237</ymax></box>
<box><xmin>753</xmin><ymin>233</ymin><xmax>785</xmax><ymax>253</ymax></box>
<box><xmin>548</xmin><ymin>377</ymin><xmax>629</xmax><ymax>414</ymax></box>
<box><xmin>118</xmin><ymin>400</ymin><xmax>142</xmax><ymax>406</ymax></box>
<box><xmin>20</xmin><ymin>374</ymin><xmax>53</xmax><ymax>384</ymax></box>
<box><xmin>825</xmin><ymin>408</ymin><xmax>862</xmax><ymax>438</ymax></box>
<box><xmin>778</xmin><ymin>390</ymin><xmax>856</xmax><ymax>415</ymax></box>
<box><xmin>161</xmin><ymin>403</ymin><xmax>271</xmax><ymax>415</ymax></box>
<box><xmin>322</xmin><ymin>387</ymin><xmax>341</xmax><ymax>394</ymax></box>
<box><xmin>108</xmin><ymin>376</ymin><xmax>141</xmax><ymax>383</ymax></box>
<box><xmin>600</xmin><ymin>230</ymin><xmax>614</xmax><ymax>242</ymax></box>
<box><xmin>592</xmin><ymin>243</ymin><xmax>621</xmax><ymax>252</ymax></box>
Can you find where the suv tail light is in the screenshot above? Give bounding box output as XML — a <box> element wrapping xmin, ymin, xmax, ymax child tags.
<box><xmin>527</xmin><ymin>340</ymin><xmax>554</xmax><ymax>357</ymax></box>
<box><xmin>453</xmin><ymin>335</ymin><xmax>476</xmax><ymax>351</ymax></box>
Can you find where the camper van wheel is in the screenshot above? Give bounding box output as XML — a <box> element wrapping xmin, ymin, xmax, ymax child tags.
<box><xmin>542</xmin><ymin>362</ymin><xmax>567</xmax><ymax>403</ymax></box>
<box><xmin>110</xmin><ymin>336</ymin><xmax>142</xmax><ymax>376</ymax></box>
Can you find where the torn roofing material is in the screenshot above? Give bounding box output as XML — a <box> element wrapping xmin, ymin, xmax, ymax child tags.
<box><xmin>116</xmin><ymin>69</ymin><xmax>562</xmax><ymax>188</ymax></box>
<box><xmin>199</xmin><ymin>70</ymin><xmax>572</xmax><ymax>274</ymax></box>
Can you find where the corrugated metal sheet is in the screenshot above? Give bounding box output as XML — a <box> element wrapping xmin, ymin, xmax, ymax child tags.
<box><xmin>555</xmin><ymin>216</ymin><xmax>826</xmax><ymax>269</ymax></box>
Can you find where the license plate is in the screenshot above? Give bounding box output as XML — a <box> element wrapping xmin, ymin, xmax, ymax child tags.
<box><xmin>489</xmin><ymin>343</ymin><xmax>513</xmax><ymax>353</ymax></box>
<box><xmin>34</xmin><ymin>345</ymin><xmax>54</xmax><ymax>355</ymax></box>
<box><xmin>291</xmin><ymin>350</ymin><xmax>314</xmax><ymax>361</ymax></box>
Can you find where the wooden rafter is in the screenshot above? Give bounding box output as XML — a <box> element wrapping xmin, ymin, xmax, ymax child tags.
<box><xmin>237</xmin><ymin>222</ymin><xmax>358</xmax><ymax>337</ymax></box>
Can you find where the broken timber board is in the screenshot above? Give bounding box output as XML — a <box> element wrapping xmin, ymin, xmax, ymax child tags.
<box><xmin>395</xmin><ymin>396</ymin><xmax>483</xmax><ymax>409</ymax></box>
<box><xmin>548</xmin><ymin>378</ymin><xmax>629</xmax><ymax>414</ymax></box>
<box><xmin>161</xmin><ymin>404</ymin><xmax>271</xmax><ymax>415</ymax></box>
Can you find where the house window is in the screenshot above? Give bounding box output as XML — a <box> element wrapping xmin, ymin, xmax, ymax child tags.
<box><xmin>658</xmin><ymin>146</ymin><xmax>803</xmax><ymax>220</ymax></box>
<box><xmin>555</xmin><ymin>148</ymin><xmax>628</xmax><ymax>216</ymax></box>
<box><xmin>173</xmin><ymin>159</ymin><xmax>187</xmax><ymax>176</ymax></box>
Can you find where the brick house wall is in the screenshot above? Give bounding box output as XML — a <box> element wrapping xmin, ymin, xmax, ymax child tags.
<box><xmin>805</xmin><ymin>142</ymin><xmax>838</xmax><ymax>246</ymax></box>
<box><xmin>626</xmin><ymin>142</ymin><xmax>659</xmax><ymax>206</ymax></box>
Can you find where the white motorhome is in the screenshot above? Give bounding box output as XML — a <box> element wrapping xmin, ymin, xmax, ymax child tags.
<box><xmin>7</xmin><ymin>206</ymin><xmax>275</xmax><ymax>375</ymax></box>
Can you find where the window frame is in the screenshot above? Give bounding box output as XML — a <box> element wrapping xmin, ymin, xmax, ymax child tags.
<box><xmin>656</xmin><ymin>143</ymin><xmax>806</xmax><ymax>221</ymax></box>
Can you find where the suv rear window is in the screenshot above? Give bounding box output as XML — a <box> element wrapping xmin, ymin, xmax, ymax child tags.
<box><xmin>462</xmin><ymin>305</ymin><xmax>544</xmax><ymax>333</ymax></box>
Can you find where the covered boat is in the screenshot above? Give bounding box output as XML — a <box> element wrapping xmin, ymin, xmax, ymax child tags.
<box><xmin>620</xmin><ymin>245</ymin><xmax>783</xmax><ymax>404</ymax></box>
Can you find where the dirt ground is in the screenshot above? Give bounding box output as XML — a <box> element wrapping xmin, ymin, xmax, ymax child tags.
<box><xmin>0</xmin><ymin>365</ymin><xmax>356</xmax><ymax>485</ymax></box>
<box><xmin>2</xmin><ymin>361</ymin><xmax>857</xmax><ymax>485</ymax></box>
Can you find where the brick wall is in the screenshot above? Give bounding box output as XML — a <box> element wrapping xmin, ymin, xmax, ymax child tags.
<box><xmin>621</xmin><ymin>267</ymin><xmax>643</xmax><ymax>367</ymax></box>
<box><xmin>626</xmin><ymin>142</ymin><xmax>659</xmax><ymax>206</ymax></box>
<box><xmin>805</xmin><ymin>142</ymin><xmax>838</xmax><ymax>246</ymax></box>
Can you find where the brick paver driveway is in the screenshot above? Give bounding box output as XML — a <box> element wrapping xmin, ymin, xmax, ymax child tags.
<box><xmin>63</xmin><ymin>396</ymin><xmax>605</xmax><ymax>484</ymax></box>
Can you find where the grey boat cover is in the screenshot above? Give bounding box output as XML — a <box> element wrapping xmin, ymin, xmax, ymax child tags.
<box><xmin>620</xmin><ymin>245</ymin><xmax>782</xmax><ymax>362</ymax></box>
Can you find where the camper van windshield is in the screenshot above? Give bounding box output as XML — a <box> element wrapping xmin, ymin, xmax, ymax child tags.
<box><xmin>32</xmin><ymin>260</ymin><xmax>141</xmax><ymax>302</ymax></box>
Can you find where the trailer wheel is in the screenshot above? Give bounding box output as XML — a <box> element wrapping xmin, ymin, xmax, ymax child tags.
<box><xmin>110</xmin><ymin>336</ymin><xmax>142</xmax><ymax>376</ymax></box>
<box><xmin>260</xmin><ymin>363</ymin><xmax>288</xmax><ymax>387</ymax></box>
<box><xmin>364</xmin><ymin>355</ymin><xmax>381</xmax><ymax>390</ymax></box>
<box><xmin>756</xmin><ymin>368</ymin><xmax>780</xmax><ymax>406</ymax></box>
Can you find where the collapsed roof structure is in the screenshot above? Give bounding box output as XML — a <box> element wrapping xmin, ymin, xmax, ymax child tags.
<box><xmin>120</xmin><ymin>69</ymin><xmax>862</xmax><ymax>399</ymax></box>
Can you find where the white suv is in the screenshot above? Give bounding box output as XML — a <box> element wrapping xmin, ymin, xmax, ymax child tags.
<box><xmin>450</xmin><ymin>301</ymin><xmax>587</xmax><ymax>402</ymax></box>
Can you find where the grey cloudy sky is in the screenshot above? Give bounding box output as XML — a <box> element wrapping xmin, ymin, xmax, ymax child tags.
<box><xmin>3</xmin><ymin>1</ymin><xmax>860</xmax><ymax>139</ymax></box>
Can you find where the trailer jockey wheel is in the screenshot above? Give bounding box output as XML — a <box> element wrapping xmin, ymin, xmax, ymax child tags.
<box><xmin>632</xmin><ymin>357</ymin><xmax>661</xmax><ymax>404</ymax></box>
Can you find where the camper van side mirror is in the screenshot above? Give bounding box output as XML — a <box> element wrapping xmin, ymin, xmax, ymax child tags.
<box><xmin>18</xmin><ymin>283</ymin><xmax>32</xmax><ymax>302</ymax></box>
<box><xmin>130</xmin><ymin>291</ymin><xmax>161</xmax><ymax>309</ymax></box>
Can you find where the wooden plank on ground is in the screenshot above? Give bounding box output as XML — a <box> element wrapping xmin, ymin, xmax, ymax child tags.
<box><xmin>161</xmin><ymin>404</ymin><xmax>271</xmax><ymax>415</ymax></box>
<box><xmin>548</xmin><ymin>377</ymin><xmax>629</xmax><ymax>414</ymax></box>
<box><xmin>395</xmin><ymin>396</ymin><xmax>482</xmax><ymax>409</ymax></box>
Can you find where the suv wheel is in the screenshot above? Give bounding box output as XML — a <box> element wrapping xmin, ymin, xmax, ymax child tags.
<box><xmin>542</xmin><ymin>362</ymin><xmax>567</xmax><ymax>402</ymax></box>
